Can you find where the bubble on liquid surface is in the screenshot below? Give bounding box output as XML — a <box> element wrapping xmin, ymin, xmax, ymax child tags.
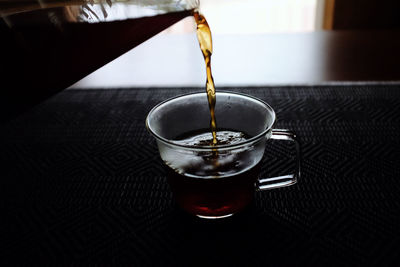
<box><xmin>168</xmin><ymin>130</ymin><xmax>256</xmax><ymax>178</ymax></box>
<box><xmin>175</xmin><ymin>130</ymin><xmax>248</xmax><ymax>147</ymax></box>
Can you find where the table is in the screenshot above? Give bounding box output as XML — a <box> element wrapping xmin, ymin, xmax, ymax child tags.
<box><xmin>71</xmin><ymin>30</ymin><xmax>400</xmax><ymax>88</ymax></box>
<box><xmin>2</xmin><ymin>85</ymin><xmax>400</xmax><ymax>265</ymax></box>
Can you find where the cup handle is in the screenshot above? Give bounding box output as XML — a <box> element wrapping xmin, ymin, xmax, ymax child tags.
<box><xmin>256</xmin><ymin>129</ymin><xmax>301</xmax><ymax>191</ymax></box>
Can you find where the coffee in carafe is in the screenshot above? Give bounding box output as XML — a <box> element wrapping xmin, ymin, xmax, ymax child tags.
<box><xmin>0</xmin><ymin>0</ymin><xmax>197</xmax><ymax>120</ymax></box>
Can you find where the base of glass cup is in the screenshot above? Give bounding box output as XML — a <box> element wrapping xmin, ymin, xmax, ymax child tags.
<box><xmin>196</xmin><ymin>213</ymin><xmax>235</xmax><ymax>220</ymax></box>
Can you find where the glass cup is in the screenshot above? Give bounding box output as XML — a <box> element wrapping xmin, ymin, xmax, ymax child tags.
<box><xmin>146</xmin><ymin>92</ymin><xmax>300</xmax><ymax>219</ymax></box>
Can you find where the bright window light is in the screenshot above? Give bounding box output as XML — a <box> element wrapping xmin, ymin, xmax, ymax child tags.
<box><xmin>164</xmin><ymin>0</ymin><xmax>317</xmax><ymax>34</ymax></box>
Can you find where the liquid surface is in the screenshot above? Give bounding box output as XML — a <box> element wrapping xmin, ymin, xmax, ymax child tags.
<box><xmin>194</xmin><ymin>11</ymin><xmax>218</xmax><ymax>145</ymax></box>
<box><xmin>175</xmin><ymin>130</ymin><xmax>248</xmax><ymax>147</ymax></box>
<box><xmin>169</xmin><ymin>130</ymin><xmax>257</xmax><ymax>178</ymax></box>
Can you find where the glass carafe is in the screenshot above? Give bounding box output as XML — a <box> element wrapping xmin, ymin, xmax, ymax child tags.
<box><xmin>0</xmin><ymin>0</ymin><xmax>198</xmax><ymax>121</ymax></box>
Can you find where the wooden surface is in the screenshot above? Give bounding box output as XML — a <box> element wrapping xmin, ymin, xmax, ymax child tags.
<box><xmin>71</xmin><ymin>30</ymin><xmax>400</xmax><ymax>88</ymax></box>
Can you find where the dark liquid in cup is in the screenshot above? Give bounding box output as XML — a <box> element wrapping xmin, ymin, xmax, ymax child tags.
<box><xmin>167</xmin><ymin>130</ymin><xmax>261</xmax><ymax>218</ymax></box>
<box><xmin>167</xmin><ymin>164</ymin><xmax>260</xmax><ymax>218</ymax></box>
<box><xmin>171</xmin><ymin>12</ymin><xmax>260</xmax><ymax>217</ymax></box>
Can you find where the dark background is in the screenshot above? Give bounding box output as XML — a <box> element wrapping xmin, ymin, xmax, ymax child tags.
<box><xmin>333</xmin><ymin>0</ymin><xmax>400</xmax><ymax>29</ymax></box>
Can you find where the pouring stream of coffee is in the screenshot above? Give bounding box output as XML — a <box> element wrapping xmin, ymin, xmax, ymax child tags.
<box><xmin>193</xmin><ymin>10</ymin><xmax>218</xmax><ymax>145</ymax></box>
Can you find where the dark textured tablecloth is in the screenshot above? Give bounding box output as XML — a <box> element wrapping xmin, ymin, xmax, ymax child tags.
<box><xmin>1</xmin><ymin>86</ymin><xmax>400</xmax><ymax>266</ymax></box>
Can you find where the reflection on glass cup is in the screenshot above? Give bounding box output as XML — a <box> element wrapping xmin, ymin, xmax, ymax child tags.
<box><xmin>146</xmin><ymin>92</ymin><xmax>300</xmax><ymax>219</ymax></box>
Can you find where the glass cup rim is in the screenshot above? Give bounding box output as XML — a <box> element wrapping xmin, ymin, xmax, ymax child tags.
<box><xmin>145</xmin><ymin>91</ymin><xmax>276</xmax><ymax>151</ymax></box>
